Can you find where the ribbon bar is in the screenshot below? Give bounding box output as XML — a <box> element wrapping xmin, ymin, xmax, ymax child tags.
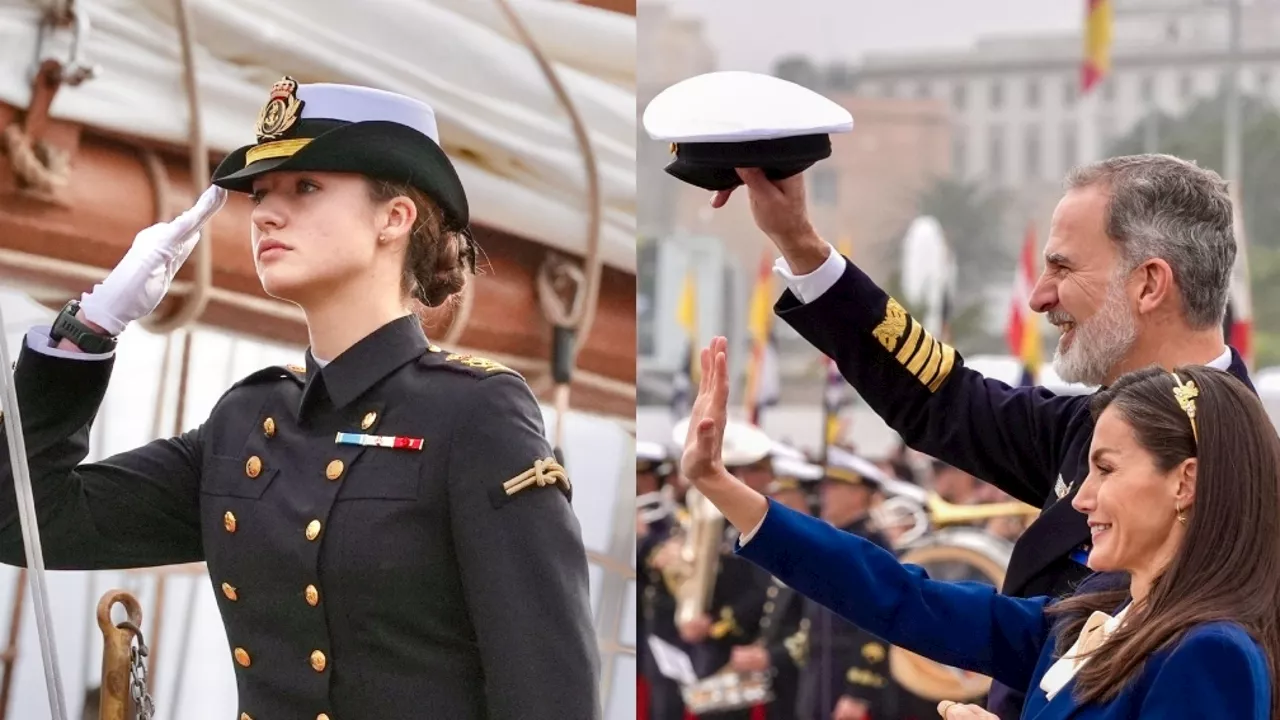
<box><xmin>334</xmin><ymin>432</ymin><xmax>424</xmax><ymax>451</ymax></box>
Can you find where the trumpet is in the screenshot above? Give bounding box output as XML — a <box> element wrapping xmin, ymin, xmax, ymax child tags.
<box><xmin>871</xmin><ymin>477</ymin><xmax>1041</xmax><ymax>547</ymax></box>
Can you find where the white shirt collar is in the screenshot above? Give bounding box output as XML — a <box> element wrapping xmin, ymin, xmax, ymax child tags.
<box><xmin>1206</xmin><ymin>346</ymin><xmax>1232</xmax><ymax>371</ymax></box>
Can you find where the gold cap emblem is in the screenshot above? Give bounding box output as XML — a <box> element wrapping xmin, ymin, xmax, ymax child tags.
<box><xmin>255</xmin><ymin>76</ymin><xmax>305</xmax><ymax>142</ymax></box>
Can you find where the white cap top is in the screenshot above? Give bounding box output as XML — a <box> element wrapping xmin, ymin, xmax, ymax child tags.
<box><xmin>297</xmin><ymin>83</ymin><xmax>439</xmax><ymax>144</ymax></box>
<box><xmin>642</xmin><ymin>71</ymin><xmax>854</xmax><ymax>143</ymax></box>
<box><xmin>637</xmin><ymin>440</ymin><xmax>668</xmax><ymax>464</ymax></box>
<box><xmin>826</xmin><ymin>446</ymin><xmax>891</xmax><ymax>485</ymax></box>
<box><xmin>670</xmin><ymin>417</ymin><xmax>773</xmax><ymax>467</ymax></box>
<box><xmin>772</xmin><ymin>455</ymin><xmax>823</xmax><ymax>482</ymax></box>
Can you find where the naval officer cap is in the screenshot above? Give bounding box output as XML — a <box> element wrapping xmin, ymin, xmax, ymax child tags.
<box><xmin>637</xmin><ymin>440</ymin><xmax>674</xmax><ymax>476</ymax></box>
<box><xmin>670</xmin><ymin>416</ymin><xmax>773</xmax><ymax>468</ymax></box>
<box><xmin>769</xmin><ymin>453</ymin><xmax>822</xmax><ymax>495</ymax></box>
<box><xmin>213</xmin><ymin>76</ymin><xmax>469</xmax><ymax>231</ymax></box>
<box><xmin>824</xmin><ymin>446</ymin><xmax>889</xmax><ymax>489</ymax></box>
<box><xmin>642</xmin><ymin>70</ymin><xmax>853</xmax><ymax>191</ymax></box>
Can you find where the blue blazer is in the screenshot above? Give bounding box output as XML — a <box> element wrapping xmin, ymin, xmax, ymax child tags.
<box><xmin>736</xmin><ymin>500</ymin><xmax>1271</xmax><ymax>719</ymax></box>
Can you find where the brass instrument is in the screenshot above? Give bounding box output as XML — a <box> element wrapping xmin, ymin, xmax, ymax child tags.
<box><xmin>871</xmin><ymin>476</ymin><xmax>1041</xmax><ymax>548</ymax></box>
<box><xmin>673</xmin><ymin>487</ymin><xmax>724</xmax><ymax>627</ymax></box>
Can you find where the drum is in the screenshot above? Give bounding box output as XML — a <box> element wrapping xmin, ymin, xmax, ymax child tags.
<box><xmin>888</xmin><ymin>528</ymin><xmax>1014</xmax><ymax>702</ymax></box>
<box><xmin>681</xmin><ymin>668</ymin><xmax>773</xmax><ymax>715</ymax></box>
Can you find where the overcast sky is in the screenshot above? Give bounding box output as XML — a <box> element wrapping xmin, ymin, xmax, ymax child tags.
<box><xmin>661</xmin><ymin>0</ymin><xmax>1084</xmax><ymax>72</ymax></box>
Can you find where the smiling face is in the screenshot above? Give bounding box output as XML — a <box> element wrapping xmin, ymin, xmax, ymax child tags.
<box><xmin>1031</xmin><ymin>185</ymin><xmax>1139</xmax><ymax>386</ymax></box>
<box><xmin>249</xmin><ymin>171</ymin><xmax>412</xmax><ymax>307</ymax></box>
<box><xmin>1073</xmin><ymin>406</ymin><xmax>1192</xmax><ymax>578</ymax></box>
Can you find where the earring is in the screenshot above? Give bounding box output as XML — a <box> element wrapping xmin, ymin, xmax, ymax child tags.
<box><xmin>1176</xmin><ymin>503</ymin><xmax>1187</xmax><ymax>524</ymax></box>
<box><xmin>378</xmin><ymin>233</ymin><xmax>387</xmax><ymax>243</ymax></box>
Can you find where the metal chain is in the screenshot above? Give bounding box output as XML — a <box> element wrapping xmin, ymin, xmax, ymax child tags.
<box><xmin>118</xmin><ymin>621</ymin><xmax>155</xmax><ymax>720</ymax></box>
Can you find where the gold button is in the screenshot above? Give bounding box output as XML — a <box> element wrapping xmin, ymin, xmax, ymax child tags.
<box><xmin>764</xmin><ymin>601</ymin><xmax>775</xmax><ymax>613</ymax></box>
<box><xmin>305</xmin><ymin>585</ymin><xmax>320</xmax><ymax>607</ymax></box>
<box><xmin>317</xmin><ymin>715</ymin><xmax>330</xmax><ymax>720</ymax></box>
<box><xmin>305</xmin><ymin>520</ymin><xmax>322</xmax><ymax>541</ymax></box>
<box><xmin>325</xmin><ymin>460</ymin><xmax>344</xmax><ymax>481</ymax></box>
<box><xmin>222</xmin><ymin>583</ymin><xmax>238</xmax><ymax>601</ymax></box>
<box><xmin>361</xmin><ymin>411</ymin><xmax>377</xmax><ymax>430</ymax></box>
<box><xmin>240</xmin><ymin>714</ymin><xmax>253</xmax><ymax>720</ymax></box>
<box><xmin>234</xmin><ymin>647</ymin><xmax>251</xmax><ymax>667</ymax></box>
<box><xmin>224</xmin><ymin>512</ymin><xmax>237</xmax><ymax>533</ymax></box>
<box><xmin>766</xmin><ymin>586</ymin><xmax>778</xmax><ymax>598</ymax></box>
<box><xmin>263</xmin><ymin>417</ymin><xmax>276</xmax><ymax>438</ymax></box>
<box><xmin>245</xmin><ymin>456</ymin><xmax>262</xmax><ymax>478</ymax></box>
<box><xmin>310</xmin><ymin>650</ymin><xmax>327</xmax><ymax>672</ymax></box>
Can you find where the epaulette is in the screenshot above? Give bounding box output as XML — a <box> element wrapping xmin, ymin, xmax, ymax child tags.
<box><xmin>226</xmin><ymin>363</ymin><xmax>307</xmax><ymax>392</ymax></box>
<box><xmin>419</xmin><ymin>345</ymin><xmax>523</xmax><ymax>380</ymax></box>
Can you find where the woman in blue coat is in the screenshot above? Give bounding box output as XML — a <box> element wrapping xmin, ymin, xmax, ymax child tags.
<box><xmin>680</xmin><ymin>337</ymin><xmax>1279</xmax><ymax>719</ymax></box>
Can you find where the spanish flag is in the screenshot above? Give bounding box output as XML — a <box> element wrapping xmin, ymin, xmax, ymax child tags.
<box><xmin>1082</xmin><ymin>0</ymin><xmax>1113</xmax><ymax>93</ymax></box>
<box><xmin>1007</xmin><ymin>223</ymin><xmax>1042</xmax><ymax>386</ymax></box>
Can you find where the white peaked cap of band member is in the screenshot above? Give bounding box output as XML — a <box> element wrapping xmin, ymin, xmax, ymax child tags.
<box><xmin>296</xmin><ymin>83</ymin><xmax>440</xmax><ymax>143</ymax></box>
<box><xmin>636</xmin><ymin>440</ymin><xmax>668</xmax><ymax>463</ymax></box>
<box><xmin>642</xmin><ymin>71</ymin><xmax>853</xmax><ymax>143</ymax></box>
<box><xmin>772</xmin><ymin>454</ymin><xmax>823</xmax><ymax>482</ymax></box>
<box><xmin>670</xmin><ymin>417</ymin><xmax>773</xmax><ymax>467</ymax></box>
<box><xmin>826</xmin><ymin>446</ymin><xmax>891</xmax><ymax>486</ymax></box>
<box><xmin>770</xmin><ymin>441</ymin><xmax>808</xmax><ymax>462</ymax></box>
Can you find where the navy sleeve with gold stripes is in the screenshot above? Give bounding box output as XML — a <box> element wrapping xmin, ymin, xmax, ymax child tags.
<box><xmin>774</xmin><ymin>256</ymin><xmax>1088</xmax><ymax>506</ymax></box>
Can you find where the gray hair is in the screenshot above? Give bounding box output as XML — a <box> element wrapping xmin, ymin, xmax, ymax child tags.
<box><xmin>1065</xmin><ymin>154</ymin><xmax>1236</xmax><ymax>330</ymax></box>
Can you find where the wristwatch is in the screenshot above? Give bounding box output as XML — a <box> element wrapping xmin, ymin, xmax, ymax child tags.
<box><xmin>49</xmin><ymin>299</ymin><xmax>118</xmax><ymax>354</ymax></box>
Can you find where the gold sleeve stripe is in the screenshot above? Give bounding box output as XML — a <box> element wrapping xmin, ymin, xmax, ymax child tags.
<box><xmin>929</xmin><ymin>345</ymin><xmax>957</xmax><ymax>392</ymax></box>
<box><xmin>875</xmin><ymin>297</ymin><xmax>960</xmax><ymax>394</ymax></box>
<box><xmin>894</xmin><ymin>317</ymin><xmax>924</xmax><ymax>365</ymax></box>
<box><xmin>919</xmin><ymin>339</ymin><xmax>945</xmax><ymax>387</ymax></box>
<box><xmin>906</xmin><ymin>329</ymin><xmax>935</xmax><ymax>376</ymax></box>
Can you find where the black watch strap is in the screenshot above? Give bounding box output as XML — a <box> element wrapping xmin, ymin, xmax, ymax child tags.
<box><xmin>49</xmin><ymin>300</ymin><xmax>117</xmax><ymax>354</ymax></box>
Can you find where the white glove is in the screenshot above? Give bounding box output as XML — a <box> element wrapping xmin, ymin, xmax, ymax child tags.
<box><xmin>80</xmin><ymin>185</ymin><xmax>228</xmax><ymax>335</ymax></box>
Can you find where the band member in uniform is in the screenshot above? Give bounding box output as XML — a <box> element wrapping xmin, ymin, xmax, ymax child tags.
<box><xmin>643</xmin><ymin>71</ymin><xmax>1254</xmax><ymax>719</ymax></box>
<box><xmin>0</xmin><ymin>78</ymin><xmax>598</xmax><ymax>719</ymax></box>
<box><xmin>638</xmin><ymin>441</ymin><xmax>687</xmax><ymax>720</ymax></box>
<box><xmin>673</xmin><ymin>419</ymin><xmax>776</xmax><ymax>719</ymax></box>
<box><xmin>734</xmin><ymin>453</ymin><xmax>822</xmax><ymax>720</ymax></box>
<box><xmin>689</xmin><ymin>337</ymin><xmax>1277</xmax><ymax>718</ymax></box>
<box><xmin>794</xmin><ymin>450</ymin><xmax>900</xmax><ymax>720</ymax></box>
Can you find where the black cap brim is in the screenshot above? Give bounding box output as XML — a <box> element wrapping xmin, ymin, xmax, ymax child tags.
<box><xmin>664</xmin><ymin>133</ymin><xmax>832</xmax><ymax>191</ymax></box>
<box><xmin>213</xmin><ymin>120</ymin><xmax>469</xmax><ymax>229</ymax></box>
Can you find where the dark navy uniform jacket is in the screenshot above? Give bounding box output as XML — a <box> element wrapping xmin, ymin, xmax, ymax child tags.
<box><xmin>757</xmin><ymin>575</ymin><xmax>803</xmax><ymax>720</ymax></box>
<box><xmin>739</xmin><ymin>500</ymin><xmax>1271</xmax><ymax>719</ymax></box>
<box><xmin>692</xmin><ymin>529</ymin><xmax>774</xmax><ymax>682</ymax></box>
<box><xmin>775</xmin><ymin>256</ymin><xmax>1254</xmax><ymax>598</ymax></box>
<box><xmin>0</xmin><ymin>315</ymin><xmax>599</xmax><ymax>720</ymax></box>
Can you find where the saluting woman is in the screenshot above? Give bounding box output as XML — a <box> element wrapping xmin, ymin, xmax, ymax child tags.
<box><xmin>681</xmin><ymin>337</ymin><xmax>1277</xmax><ymax>720</ymax></box>
<box><xmin>0</xmin><ymin>78</ymin><xmax>599</xmax><ymax>720</ymax></box>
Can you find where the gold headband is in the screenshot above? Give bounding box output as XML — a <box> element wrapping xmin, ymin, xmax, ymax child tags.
<box><xmin>1170</xmin><ymin>372</ymin><xmax>1199</xmax><ymax>444</ymax></box>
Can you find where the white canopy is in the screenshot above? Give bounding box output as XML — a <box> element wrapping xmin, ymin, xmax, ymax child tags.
<box><xmin>0</xmin><ymin>0</ymin><xmax>636</xmax><ymax>272</ymax></box>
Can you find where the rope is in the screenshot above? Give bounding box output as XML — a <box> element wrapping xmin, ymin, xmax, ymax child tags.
<box><xmin>138</xmin><ymin>0</ymin><xmax>212</xmax><ymax>334</ymax></box>
<box><xmin>492</xmin><ymin>0</ymin><xmax>606</xmax><ymax>452</ymax></box>
<box><xmin>0</xmin><ymin>299</ymin><xmax>70</xmax><ymax>720</ymax></box>
<box><xmin>1</xmin><ymin>124</ymin><xmax>70</xmax><ymax>195</ymax></box>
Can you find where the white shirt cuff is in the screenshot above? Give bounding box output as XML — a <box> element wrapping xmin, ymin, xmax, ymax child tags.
<box><xmin>737</xmin><ymin>506</ymin><xmax>769</xmax><ymax>547</ymax></box>
<box><xmin>770</xmin><ymin>243</ymin><xmax>844</xmax><ymax>304</ymax></box>
<box><xmin>25</xmin><ymin>326</ymin><xmax>116</xmax><ymax>360</ymax></box>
